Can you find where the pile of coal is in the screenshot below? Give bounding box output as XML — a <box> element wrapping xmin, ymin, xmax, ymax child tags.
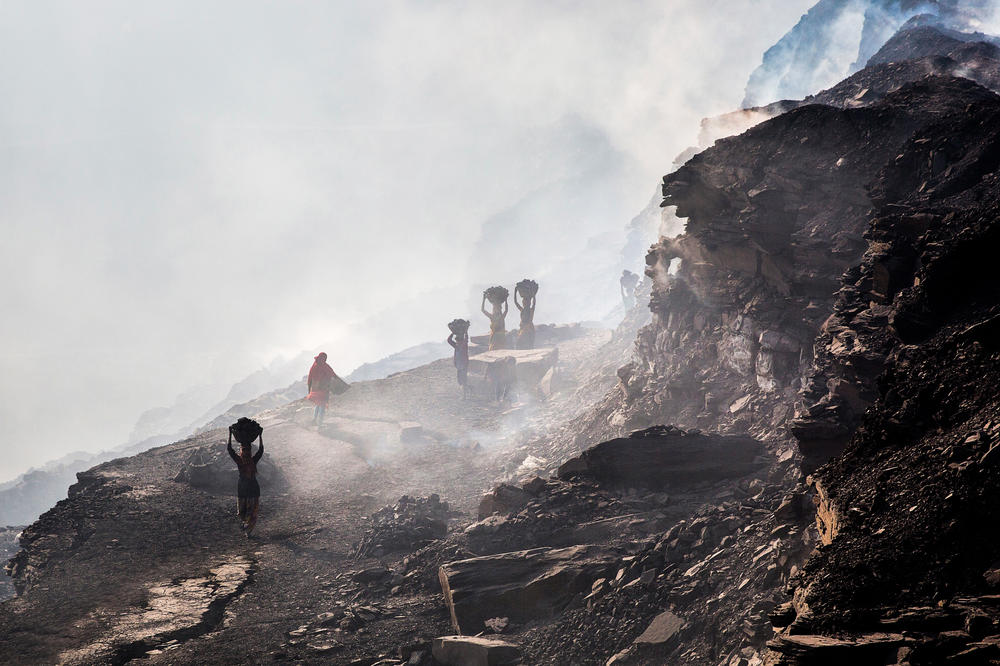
<box><xmin>230</xmin><ymin>417</ymin><xmax>262</xmax><ymax>445</ymax></box>
<box><xmin>515</xmin><ymin>279</ymin><xmax>538</xmax><ymax>299</ymax></box>
<box><xmin>353</xmin><ymin>494</ymin><xmax>453</xmax><ymax>559</ymax></box>
<box><xmin>484</xmin><ymin>286</ymin><xmax>509</xmax><ymax>306</ymax></box>
<box><xmin>447</xmin><ymin>319</ymin><xmax>470</xmax><ymax>336</ymax></box>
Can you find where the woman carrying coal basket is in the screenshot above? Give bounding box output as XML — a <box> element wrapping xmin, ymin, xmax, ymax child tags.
<box><xmin>447</xmin><ymin>318</ymin><xmax>471</xmax><ymax>396</ymax></box>
<box><xmin>481</xmin><ymin>286</ymin><xmax>509</xmax><ymax>351</ymax></box>
<box><xmin>227</xmin><ymin>417</ymin><xmax>264</xmax><ymax>536</ymax></box>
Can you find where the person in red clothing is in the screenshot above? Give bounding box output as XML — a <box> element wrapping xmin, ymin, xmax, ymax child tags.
<box><xmin>307</xmin><ymin>352</ymin><xmax>343</xmax><ymax>425</ymax></box>
<box><xmin>227</xmin><ymin>418</ymin><xmax>263</xmax><ymax>536</ymax></box>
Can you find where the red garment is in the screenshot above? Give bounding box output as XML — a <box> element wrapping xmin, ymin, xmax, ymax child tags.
<box><xmin>307</xmin><ymin>357</ymin><xmax>337</xmax><ymax>405</ymax></box>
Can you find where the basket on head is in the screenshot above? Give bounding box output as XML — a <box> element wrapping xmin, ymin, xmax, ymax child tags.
<box><xmin>448</xmin><ymin>318</ymin><xmax>471</xmax><ymax>336</ymax></box>
<box><xmin>515</xmin><ymin>279</ymin><xmax>538</xmax><ymax>299</ymax></box>
<box><xmin>230</xmin><ymin>417</ymin><xmax>262</xmax><ymax>446</ymax></box>
<box><xmin>484</xmin><ymin>286</ymin><xmax>509</xmax><ymax>306</ymax></box>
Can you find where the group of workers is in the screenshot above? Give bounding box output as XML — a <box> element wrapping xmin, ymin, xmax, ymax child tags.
<box><xmin>446</xmin><ymin>278</ymin><xmax>538</xmax><ymax>399</ymax></box>
<box><xmin>227</xmin><ymin>270</ymin><xmax>643</xmax><ymax>536</ymax></box>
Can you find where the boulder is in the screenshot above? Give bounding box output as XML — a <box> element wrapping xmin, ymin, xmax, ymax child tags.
<box><xmin>521</xmin><ymin>476</ymin><xmax>547</xmax><ymax>495</ymax></box>
<box><xmin>173</xmin><ymin>445</ymin><xmax>287</xmax><ymax>494</ymax></box>
<box><xmin>478</xmin><ymin>484</ymin><xmax>532</xmax><ymax>519</ymax></box>
<box><xmin>468</xmin><ymin>347</ymin><xmax>558</xmax><ymax>386</ymax></box>
<box><xmin>432</xmin><ymin>636</ymin><xmax>522</xmax><ymax>666</ymax></box>
<box><xmin>557</xmin><ymin>426</ymin><xmax>764</xmax><ymax>490</ymax></box>
<box><xmin>438</xmin><ymin>545</ymin><xmax>620</xmax><ymax>634</ymax></box>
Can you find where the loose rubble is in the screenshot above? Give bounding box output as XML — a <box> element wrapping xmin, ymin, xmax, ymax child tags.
<box><xmin>354</xmin><ymin>495</ymin><xmax>454</xmax><ymax>559</ymax></box>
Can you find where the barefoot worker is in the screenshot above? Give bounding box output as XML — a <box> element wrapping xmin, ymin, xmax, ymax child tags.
<box><xmin>227</xmin><ymin>417</ymin><xmax>264</xmax><ymax>536</ymax></box>
<box><xmin>482</xmin><ymin>286</ymin><xmax>509</xmax><ymax>351</ymax></box>
<box><xmin>447</xmin><ymin>319</ymin><xmax>471</xmax><ymax>394</ymax></box>
<box><xmin>307</xmin><ymin>352</ymin><xmax>347</xmax><ymax>425</ymax></box>
<box><xmin>514</xmin><ymin>279</ymin><xmax>538</xmax><ymax>350</ymax></box>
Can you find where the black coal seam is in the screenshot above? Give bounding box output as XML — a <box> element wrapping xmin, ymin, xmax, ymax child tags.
<box><xmin>107</xmin><ymin>558</ymin><xmax>257</xmax><ymax>665</ymax></box>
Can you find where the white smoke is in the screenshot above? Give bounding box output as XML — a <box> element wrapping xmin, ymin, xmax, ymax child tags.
<box><xmin>0</xmin><ymin>0</ymin><xmax>815</xmax><ymax>481</ymax></box>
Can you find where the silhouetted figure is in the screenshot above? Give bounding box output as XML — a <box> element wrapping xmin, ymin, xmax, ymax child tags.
<box><xmin>482</xmin><ymin>286</ymin><xmax>509</xmax><ymax>351</ymax></box>
<box><xmin>620</xmin><ymin>270</ymin><xmax>640</xmax><ymax>308</ymax></box>
<box><xmin>227</xmin><ymin>418</ymin><xmax>263</xmax><ymax>536</ymax></box>
<box><xmin>514</xmin><ymin>279</ymin><xmax>538</xmax><ymax>350</ymax></box>
<box><xmin>447</xmin><ymin>319</ymin><xmax>471</xmax><ymax>395</ymax></box>
<box><xmin>307</xmin><ymin>352</ymin><xmax>346</xmax><ymax>426</ymax></box>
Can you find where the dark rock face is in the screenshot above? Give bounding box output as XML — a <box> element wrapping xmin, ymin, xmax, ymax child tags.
<box><xmin>464</xmin><ymin>475</ymin><xmax>673</xmax><ymax>557</ymax></box>
<box><xmin>610</xmin><ymin>75</ymin><xmax>993</xmax><ymax>459</ymax></box>
<box><xmin>793</xmin><ymin>81</ymin><xmax>1000</xmax><ymax>468</ymax></box>
<box><xmin>557</xmin><ymin>426</ymin><xmax>763</xmax><ymax>490</ymax></box>
<box><xmin>767</xmin><ymin>80</ymin><xmax>1000</xmax><ymax>663</ymax></box>
<box><xmin>477</xmin><ymin>484</ymin><xmax>532</xmax><ymax>520</ymax></box>
<box><xmin>438</xmin><ymin>544</ymin><xmax>620</xmax><ymax>634</ymax></box>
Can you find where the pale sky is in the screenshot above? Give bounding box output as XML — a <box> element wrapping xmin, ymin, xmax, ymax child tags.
<box><xmin>0</xmin><ymin>1</ymin><xmax>814</xmax><ymax>481</ymax></box>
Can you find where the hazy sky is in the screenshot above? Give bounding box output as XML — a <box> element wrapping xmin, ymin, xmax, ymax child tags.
<box><xmin>0</xmin><ymin>0</ymin><xmax>814</xmax><ymax>481</ymax></box>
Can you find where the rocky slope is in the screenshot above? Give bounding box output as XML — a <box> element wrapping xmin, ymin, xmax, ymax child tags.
<box><xmin>769</xmin><ymin>65</ymin><xmax>1000</xmax><ymax>665</ymax></box>
<box><xmin>4</xmin><ymin>15</ymin><xmax>1000</xmax><ymax>666</ymax></box>
<box><xmin>439</xmin><ymin>22</ymin><xmax>1000</xmax><ymax>665</ymax></box>
<box><xmin>0</xmin><ymin>528</ymin><xmax>22</xmax><ymax>601</ymax></box>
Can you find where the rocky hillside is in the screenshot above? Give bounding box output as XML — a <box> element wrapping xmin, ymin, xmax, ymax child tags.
<box><xmin>770</xmin><ymin>64</ymin><xmax>1000</xmax><ymax>665</ymax></box>
<box><xmin>4</xmin><ymin>14</ymin><xmax>1000</xmax><ymax>666</ymax></box>
<box><xmin>742</xmin><ymin>0</ymin><xmax>998</xmax><ymax>107</ymax></box>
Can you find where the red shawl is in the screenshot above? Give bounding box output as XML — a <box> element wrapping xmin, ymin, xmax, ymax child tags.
<box><xmin>307</xmin><ymin>357</ymin><xmax>337</xmax><ymax>405</ymax></box>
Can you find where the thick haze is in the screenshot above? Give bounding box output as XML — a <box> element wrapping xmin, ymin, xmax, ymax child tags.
<box><xmin>0</xmin><ymin>1</ymin><xmax>813</xmax><ymax>482</ymax></box>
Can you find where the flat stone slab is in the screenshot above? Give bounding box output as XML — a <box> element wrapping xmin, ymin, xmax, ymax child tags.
<box><xmin>432</xmin><ymin>636</ymin><xmax>522</xmax><ymax>666</ymax></box>
<box><xmin>557</xmin><ymin>425</ymin><xmax>764</xmax><ymax>490</ymax></box>
<box><xmin>635</xmin><ymin>610</ymin><xmax>685</xmax><ymax>645</ymax></box>
<box><xmin>438</xmin><ymin>544</ymin><xmax>619</xmax><ymax>634</ymax></box>
<box><xmin>468</xmin><ymin>348</ymin><xmax>558</xmax><ymax>385</ymax></box>
<box><xmin>767</xmin><ymin>632</ymin><xmax>906</xmax><ymax>661</ymax></box>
